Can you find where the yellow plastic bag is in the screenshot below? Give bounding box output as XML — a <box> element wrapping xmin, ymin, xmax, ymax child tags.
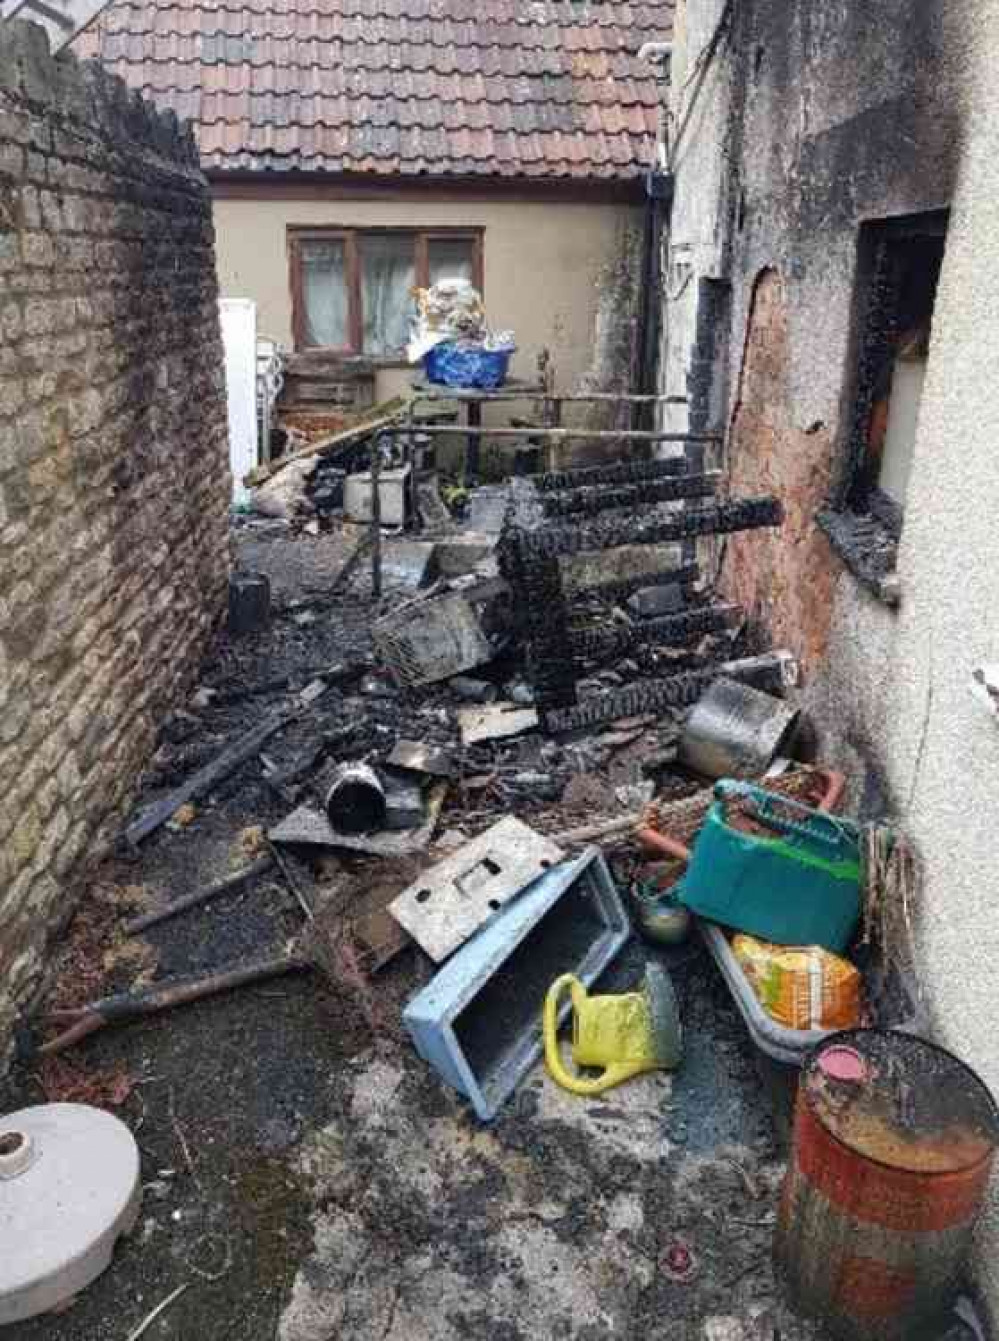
<box><xmin>732</xmin><ymin>935</ymin><xmax>861</xmax><ymax>1030</ymax></box>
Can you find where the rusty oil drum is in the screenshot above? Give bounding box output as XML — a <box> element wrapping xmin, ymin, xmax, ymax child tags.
<box><xmin>775</xmin><ymin>1030</ymin><xmax>999</xmax><ymax>1341</ymax></box>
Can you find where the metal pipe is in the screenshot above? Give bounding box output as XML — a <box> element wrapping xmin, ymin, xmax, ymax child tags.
<box><xmin>376</xmin><ymin>424</ymin><xmax>722</xmax><ymax>443</ymax></box>
<box><xmin>371</xmin><ymin>435</ymin><xmax>382</xmax><ymax>597</ymax></box>
<box><xmin>325</xmin><ymin>762</ymin><xmax>387</xmax><ymax>834</ymax></box>
<box><xmin>410</xmin><ymin>390</ymin><xmax>690</xmax><ymax>406</ymax></box>
<box><xmin>123</xmin><ymin>857</ymin><xmax>275</xmax><ymax>935</ymax></box>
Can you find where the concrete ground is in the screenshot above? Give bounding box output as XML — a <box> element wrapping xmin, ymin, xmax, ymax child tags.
<box><xmin>0</xmin><ymin>523</ymin><xmax>978</xmax><ymax>1341</ymax></box>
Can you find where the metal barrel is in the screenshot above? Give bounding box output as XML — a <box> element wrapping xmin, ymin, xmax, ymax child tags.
<box><xmin>775</xmin><ymin>1029</ymin><xmax>999</xmax><ymax>1341</ymax></box>
<box><xmin>678</xmin><ymin>675</ymin><xmax>799</xmax><ymax>778</ymax></box>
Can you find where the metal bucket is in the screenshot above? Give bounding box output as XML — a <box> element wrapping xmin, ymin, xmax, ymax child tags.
<box><xmin>679</xmin><ymin>676</ymin><xmax>799</xmax><ymax>779</ymax></box>
<box><xmin>325</xmin><ymin>763</ymin><xmax>386</xmax><ymax>834</ymax></box>
<box><xmin>627</xmin><ymin>863</ymin><xmax>692</xmax><ymax>946</ymax></box>
<box><xmin>775</xmin><ymin>1029</ymin><xmax>999</xmax><ymax>1341</ymax></box>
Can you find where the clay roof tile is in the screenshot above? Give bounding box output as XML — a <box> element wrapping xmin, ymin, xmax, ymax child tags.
<box><xmin>73</xmin><ymin>0</ymin><xmax>673</xmax><ymax>180</ymax></box>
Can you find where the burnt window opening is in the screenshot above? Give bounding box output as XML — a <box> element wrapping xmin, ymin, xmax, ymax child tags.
<box><xmin>820</xmin><ymin>210</ymin><xmax>948</xmax><ymax>605</ymax></box>
<box><xmin>848</xmin><ymin>215</ymin><xmax>946</xmax><ymax>518</ymax></box>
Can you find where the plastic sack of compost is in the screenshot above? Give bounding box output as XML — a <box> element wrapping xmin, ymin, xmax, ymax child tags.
<box><xmin>732</xmin><ymin>935</ymin><xmax>862</xmax><ymax>1030</ymax></box>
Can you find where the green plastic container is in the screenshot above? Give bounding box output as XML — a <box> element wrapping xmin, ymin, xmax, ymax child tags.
<box><xmin>676</xmin><ymin>781</ymin><xmax>861</xmax><ymax>953</ymax></box>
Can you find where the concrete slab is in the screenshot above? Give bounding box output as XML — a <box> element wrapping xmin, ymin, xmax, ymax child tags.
<box><xmin>278</xmin><ymin>1031</ymin><xmax>823</xmax><ymax>1341</ymax></box>
<box><xmin>389</xmin><ymin>817</ymin><xmax>564</xmax><ymax>962</ymax></box>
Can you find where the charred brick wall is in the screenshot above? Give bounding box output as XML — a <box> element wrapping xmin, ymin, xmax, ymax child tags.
<box><xmin>0</xmin><ymin>23</ymin><xmax>230</xmax><ymax>1054</ymax></box>
<box><xmin>720</xmin><ymin>268</ymin><xmax>838</xmax><ymax>674</ymax></box>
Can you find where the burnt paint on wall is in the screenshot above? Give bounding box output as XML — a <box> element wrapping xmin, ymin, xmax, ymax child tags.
<box><xmin>691</xmin><ymin>0</ymin><xmax>961</xmax><ymax>664</ymax></box>
<box><xmin>720</xmin><ymin>268</ymin><xmax>838</xmax><ymax>673</ymax></box>
<box><xmin>725</xmin><ymin>0</ymin><xmax>959</xmax><ymax>375</ymax></box>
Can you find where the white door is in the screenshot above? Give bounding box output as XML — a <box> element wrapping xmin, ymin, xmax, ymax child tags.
<box><xmin>219</xmin><ymin>298</ymin><xmax>258</xmax><ymax>505</ymax></box>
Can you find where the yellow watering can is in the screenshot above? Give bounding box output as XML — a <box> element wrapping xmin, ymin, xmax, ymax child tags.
<box><xmin>543</xmin><ymin>965</ymin><xmax>683</xmax><ymax>1097</ymax></box>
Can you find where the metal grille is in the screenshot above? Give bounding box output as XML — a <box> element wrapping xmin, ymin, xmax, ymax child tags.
<box><xmin>372</xmin><ymin>593</ymin><xmax>493</xmax><ymax>688</ymax></box>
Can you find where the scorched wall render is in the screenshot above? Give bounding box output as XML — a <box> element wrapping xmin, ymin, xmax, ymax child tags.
<box><xmin>0</xmin><ymin>22</ymin><xmax>231</xmax><ymax>1059</ymax></box>
<box><xmin>664</xmin><ymin>0</ymin><xmax>999</xmax><ymax>1316</ymax></box>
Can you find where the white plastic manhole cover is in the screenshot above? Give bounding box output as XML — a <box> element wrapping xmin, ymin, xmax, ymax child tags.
<box><xmin>0</xmin><ymin>1103</ymin><xmax>141</xmax><ymax>1324</ymax></box>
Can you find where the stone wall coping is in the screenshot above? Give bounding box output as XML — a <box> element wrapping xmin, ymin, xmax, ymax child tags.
<box><xmin>0</xmin><ymin>18</ymin><xmax>200</xmax><ymax>171</ymax></box>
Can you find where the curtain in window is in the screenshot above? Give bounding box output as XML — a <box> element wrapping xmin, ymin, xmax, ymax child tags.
<box><xmin>301</xmin><ymin>239</ymin><xmax>348</xmax><ymax>348</ymax></box>
<box><xmin>428</xmin><ymin>237</ymin><xmax>475</xmax><ymax>288</ymax></box>
<box><xmin>360</xmin><ymin>235</ymin><xmax>415</xmax><ymax>356</ymax></box>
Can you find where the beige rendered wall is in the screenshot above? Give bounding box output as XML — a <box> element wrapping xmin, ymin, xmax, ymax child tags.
<box><xmin>809</xmin><ymin>0</ymin><xmax>999</xmax><ymax>1311</ymax></box>
<box><xmin>211</xmin><ymin>189</ymin><xmax>642</xmax><ymax>403</ymax></box>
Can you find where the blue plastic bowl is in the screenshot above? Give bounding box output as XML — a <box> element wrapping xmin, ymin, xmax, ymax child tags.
<box><xmin>424</xmin><ymin>342</ymin><xmax>514</xmax><ymax>390</ymax></box>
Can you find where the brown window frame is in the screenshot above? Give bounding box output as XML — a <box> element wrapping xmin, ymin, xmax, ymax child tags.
<box><xmin>288</xmin><ymin>225</ymin><xmax>485</xmax><ymax>360</ymax></box>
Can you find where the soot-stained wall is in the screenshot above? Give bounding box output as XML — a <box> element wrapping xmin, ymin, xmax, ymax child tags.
<box><xmin>715</xmin><ymin>0</ymin><xmax>961</xmax><ymax>662</ymax></box>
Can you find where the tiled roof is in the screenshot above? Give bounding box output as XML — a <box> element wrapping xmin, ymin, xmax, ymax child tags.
<box><xmin>73</xmin><ymin>0</ymin><xmax>672</xmax><ymax>180</ymax></box>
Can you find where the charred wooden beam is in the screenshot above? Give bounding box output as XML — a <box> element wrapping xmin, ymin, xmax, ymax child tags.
<box><xmin>535</xmin><ymin>456</ymin><xmax>689</xmax><ymax>493</ymax></box>
<box><xmin>569</xmin><ymin>604</ymin><xmax>740</xmax><ymax>659</ymax></box>
<box><xmin>540</xmin><ymin>653</ymin><xmax>794</xmax><ymax>733</ymax></box>
<box><xmin>503</xmin><ymin>496</ymin><xmax>783</xmax><ymax>564</ymax></box>
<box><xmin>541</xmin><ymin>471</ymin><xmax>718</xmax><ymax>519</ymax></box>
<box><xmin>515</xmin><ymin>552</ymin><xmax>577</xmax><ymax>710</ymax></box>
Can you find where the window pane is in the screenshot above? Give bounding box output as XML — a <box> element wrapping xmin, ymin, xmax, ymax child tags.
<box><xmin>429</xmin><ymin>236</ymin><xmax>476</xmax><ymax>288</ymax></box>
<box><xmin>300</xmin><ymin>239</ymin><xmax>348</xmax><ymax>348</ymax></box>
<box><xmin>360</xmin><ymin>235</ymin><xmax>415</xmax><ymax>356</ymax></box>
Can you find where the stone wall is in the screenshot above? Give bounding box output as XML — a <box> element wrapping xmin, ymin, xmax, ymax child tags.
<box><xmin>0</xmin><ymin>22</ymin><xmax>231</xmax><ymax>1053</ymax></box>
